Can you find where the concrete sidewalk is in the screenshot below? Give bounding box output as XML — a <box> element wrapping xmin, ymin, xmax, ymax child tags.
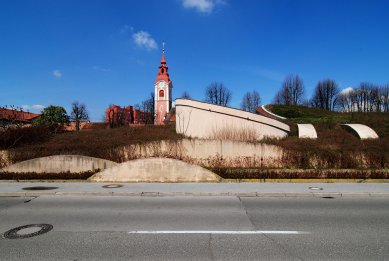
<box><xmin>0</xmin><ymin>182</ymin><xmax>389</xmax><ymax>197</ymax></box>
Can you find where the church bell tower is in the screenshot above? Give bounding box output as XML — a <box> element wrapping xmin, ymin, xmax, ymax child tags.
<box><xmin>154</xmin><ymin>44</ymin><xmax>173</xmax><ymax>125</ymax></box>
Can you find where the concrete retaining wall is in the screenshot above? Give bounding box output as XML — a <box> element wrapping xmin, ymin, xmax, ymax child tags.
<box><xmin>118</xmin><ymin>139</ymin><xmax>284</xmax><ymax>168</ymax></box>
<box><xmin>90</xmin><ymin>158</ymin><xmax>222</xmax><ymax>183</ymax></box>
<box><xmin>0</xmin><ymin>140</ymin><xmax>284</xmax><ymax>170</ymax></box>
<box><xmin>175</xmin><ymin>99</ymin><xmax>290</xmax><ymax>140</ymax></box>
<box><xmin>0</xmin><ymin>155</ymin><xmax>118</xmax><ymax>173</ymax></box>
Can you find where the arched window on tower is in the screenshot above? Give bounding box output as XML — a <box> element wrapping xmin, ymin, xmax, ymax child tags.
<box><xmin>161</xmin><ymin>68</ymin><xmax>165</xmax><ymax>74</ymax></box>
<box><xmin>159</xmin><ymin>90</ymin><xmax>164</xmax><ymax>98</ymax></box>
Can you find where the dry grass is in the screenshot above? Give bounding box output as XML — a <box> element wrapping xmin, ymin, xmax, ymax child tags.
<box><xmin>0</xmin><ymin>125</ymin><xmax>53</xmax><ymax>149</ymax></box>
<box><xmin>209</xmin><ymin>126</ymin><xmax>258</xmax><ymax>142</ymax></box>
<box><xmin>7</xmin><ymin>125</ymin><xmax>182</xmax><ymax>163</ymax></box>
<box><xmin>213</xmin><ymin>168</ymin><xmax>389</xmax><ymax>179</ymax></box>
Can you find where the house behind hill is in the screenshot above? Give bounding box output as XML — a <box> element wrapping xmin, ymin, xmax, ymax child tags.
<box><xmin>0</xmin><ymin>108</ymin><xmax>41</xmax><ymax>128</ymax></box>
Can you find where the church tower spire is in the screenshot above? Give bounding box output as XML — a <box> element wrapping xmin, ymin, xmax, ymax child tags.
<box><xmin>155</xmin><ymin>43</ymin><xmax>173</xmax><ymax>125</ymax></box>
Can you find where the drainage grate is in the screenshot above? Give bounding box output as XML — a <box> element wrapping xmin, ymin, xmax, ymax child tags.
<box><xmin>322</xmin><ymin>196</ymin><xmax>335</xmax><ymax>199</ymax></box>
<box><xmin>3</xmin><ymin>224</ymin><xmax>53</xmax><ymax>239</ymax></box>
<box><xmin>22</xmin><ymin>186</ymin><xmax>58</xmax><ymax>191</ymax></box>
<box><xmin>102</xmin><ymin>184</ymin><xmax>123</xmax><ymax>189</ymax></box>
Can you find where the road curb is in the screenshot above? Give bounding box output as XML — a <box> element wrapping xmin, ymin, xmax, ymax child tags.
<box><xmin>1</xmin><ymin>192</ymin><xmax>389</xmax><ymax>197</ymax></box>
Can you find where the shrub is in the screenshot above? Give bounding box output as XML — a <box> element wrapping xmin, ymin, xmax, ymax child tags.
<box><xmin>0</xmin><ymin>126</ymin><xmax>53</xmax><ymax>149</ymax></box>
<box><xmin>7</xmin><ymin>125</ymin><xmax>182</xmax><ymax>163</ymax></box>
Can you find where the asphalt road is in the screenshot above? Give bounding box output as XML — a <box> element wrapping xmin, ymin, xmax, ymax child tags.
<box><xmin>1</xmin><ymin>196</ymin><xmax>389</xmax><ymax>260</ymax></box>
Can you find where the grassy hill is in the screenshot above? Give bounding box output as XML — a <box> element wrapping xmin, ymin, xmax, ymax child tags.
<box><xmin>1</xmin><ymin>105</ymin><xmax>388</xmax><ymax>170</ymax></box>
<box><xmin>266</xmin><ymin>104</ymin><xmax>389</xmax><ymax>138</ymax></box>
<box><xmin>265</xmin><ymin>104</ymin><xmax>389</xmax><ymax>169</ymax></box>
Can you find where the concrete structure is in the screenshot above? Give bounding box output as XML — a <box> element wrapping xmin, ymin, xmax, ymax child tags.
<box><xmin>297</xmin><ymin>124</ymin><xmax>318</xmax><ymax>139</ymax></box>
<box><xmin>175</xmin><ymin>99</ymin><xmax>290</xmax><ymax>140</ymax></box>
<box><xmin>0</xmin><ymin>140</ymin><xmax>286</xmax><ymax>169</ymax></box>
<box><xmin>90</xmin><ymin>158</ymin><xmax>222</xmax><ymax>183</ymax></box>
<box><xmin>259</xmin><ymin>105</ymin><xmax>287</xmax><ymax>120</ymax></box>
<box><xmin>155</xmin><ymin>44</ymin><xmax>173</xmax><ymax>125</ymax></box>
<box><xmin>0</xmin><ymin>155</ymin><xmax>117</xmax><ymax>173</ymax></box>
<box><xmin>342</xmin><ymin>124</ymin><xmax>379</xmax><ymax>139</ymax></box>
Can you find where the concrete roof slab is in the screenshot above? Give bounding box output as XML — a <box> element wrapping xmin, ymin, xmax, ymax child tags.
<box><xmin>297</xmin><ymin>124</ymin><xmax>318</xmax><ymax>139</ymax></box>
<box><xmin>342</xmin><ymin>124</ymin><xmax>379</xmax><ymax>139</ymax></box>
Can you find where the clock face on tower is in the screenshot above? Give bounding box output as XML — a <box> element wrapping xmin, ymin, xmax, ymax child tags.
<box><xmin>158</xmin><ymin>81</ymin><xmax>165</xmax><ymax>88</ymax></box>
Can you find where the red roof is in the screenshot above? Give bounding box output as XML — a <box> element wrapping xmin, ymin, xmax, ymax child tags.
<box><xmin>155</xmin><ymin>50</ymin><xmax>172</xmax><ymax>84</ymax></box>
<box><xmin>0</xmin><ymin>108</ymin><xmax>41</xmax><ymax>123</ymax></box>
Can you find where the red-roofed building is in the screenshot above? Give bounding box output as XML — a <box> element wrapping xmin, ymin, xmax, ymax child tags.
<box><xmin>105</xmin><ymin>105</ymin><xmax>152</xmax><ymax>128</ymax></box>
<box><xmin>0</xmin><ymin>108</ymin><xmax>41</xmax><ymax>127</ymax></box>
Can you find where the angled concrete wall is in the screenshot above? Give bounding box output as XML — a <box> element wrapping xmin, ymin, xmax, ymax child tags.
<box><xmin>297</xmin><ymin>124</ymin><xmax>318</xmax><ymax>139</ymax></box>
<box><xmin>342</xmin><ymin>124</ymin><xmax>379</xmax><ymax>139</ymax></box>
<box><xmin>1</xmin><ymin>155</ymin><xmax>117</xmax><ymax>173</ymax></box>
<box><xmin>175</xmin><ymin>99</ymin><xmax>290</xmax><ymax>140</ymax></box>
<box><xmin>118</xmin><ymin>139</ymin><xmax>284</xmax><ymax>168</ymax></box>
<box><xmin>90</xmin><ymin>158</ymin><xmax>222</xmax><ymax>182</ymax></box>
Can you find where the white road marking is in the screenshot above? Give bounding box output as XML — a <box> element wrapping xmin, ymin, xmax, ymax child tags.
<box><xmin>128</xmin><ymin>230</ymin><xmax>309</xmax><ymax>235</ymax></box>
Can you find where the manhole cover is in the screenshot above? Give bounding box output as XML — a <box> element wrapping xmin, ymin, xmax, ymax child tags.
<box><xmin>22</xmin><ymin>186</ymin><xmax>58</xmax><ymax>191</ymax></box>
<box><xmin>102</xmin><ymin>184</ymin><xmax>123</xmax><ymax>189</ymax></box>
<box><xmin>309</xmin><ymin>187</ymin><xmax>323</xmax><ymax>191</ymax></box>
<box><xmin>3</xmin><ymin>224</ymin><xmax>53</xmax><ymax>239</ymax></box>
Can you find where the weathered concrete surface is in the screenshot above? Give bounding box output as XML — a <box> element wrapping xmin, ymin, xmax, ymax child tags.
<box><xmin>0</xmin><ymin>155</ymin><xmax>117</xmax><ymax>173</ymax></box>
<box><xmin>297</xmin><ymin>124</ymin><xmax>318</xmax><ymax>139</ymax></box>
<box><xmin>118</xmin><ymin>139</ymin><xmax>284</xmax><ymax>168</ymax></box>
<box><xmin>90</xmin><ymin>158</ymin><xmax>222</xmax><ymax>183</ymax></box>
<box><xmin>175</xmin><ymin>99</ymin><xmax>290</xmax><ymax>140</ymax></box>
<box><xmin>342</xmin><ymin>124</ymin><xmax>379</xmax><ymax>139</ymax></box>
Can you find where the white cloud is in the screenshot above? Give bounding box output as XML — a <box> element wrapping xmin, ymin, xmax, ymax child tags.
<box><xmin>181</xmin><ymin>0</ymin><xmax>225</xmax><ymax>14</ymax></box>
<box><xmin>21</xmin><ymin>104</ymin><xmax>46</xmax><ymax>113</ymax></box>
<box><xmin>53</xmin><ymin>69</ymin><xmax>62</xmax><ymax>78</ymax></box>
<box><xmin>132</xmin><ymin>31</ymin><xmax>158</xmax><ymax>50</ymax></box>
<box><xmin>340</xmin><ymin>87</ymin><xmax>354</xmax><ymax>95</ymax></box>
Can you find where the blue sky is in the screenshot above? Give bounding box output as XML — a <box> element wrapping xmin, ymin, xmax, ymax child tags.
<box><xmin>1</xmin><ymin>0</ymin><xmax>389</xmax><ymax>121</ymax></box>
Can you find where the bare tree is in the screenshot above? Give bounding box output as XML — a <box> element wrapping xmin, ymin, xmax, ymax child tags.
<box><xmin>240</xmin><ymin>90</ymin><xmax>261</xmax><ymax>113</ymax></box>
<box><xmin>181</xmin><ymin>91</ymin><xmax>191</xmax><ymax>99</ymax></box>
<box><xmin>336</xmin><ymin>83</ymin><xmax>389</xmax><ymax>112</ymax></box>
<box><xmin>381</xmin><ymin>84</ymin><xmax>389</xmax><ymax>112</ymax></box>
<box><xmin>337</xmin><ymin>90</ymin><xmax>354</xmax><ymax>112</ymax></box>
<box><xmin>205</xmin><ymin>82</ymin><xmax>232</xmax><ymax>106</ymax></box>
<box><xmin>70</xmin><ymin>101</ymin><xmax>89</xmax><ymax>131</ymax></box>
<box><xmin>273</xmin><ymin>74</ymin><xmax>305</xmax><ymax>105</ymax></box>
<box><xmin>140</xmin><ymin>92</ymin><xmax>155</xmax><ymax>124</ymax></box>
<box><xmin>311</xmin><ymin>79</ymin><xmax>339</xmax><ymax>111</ymax></box>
